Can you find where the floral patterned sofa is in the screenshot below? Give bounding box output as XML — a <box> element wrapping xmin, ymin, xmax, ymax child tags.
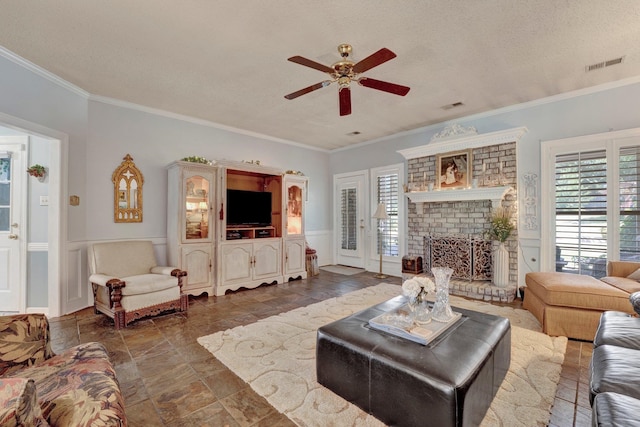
<box><xmin>0</xmin><ymin>314</ymin><xmax>126</xmax><ymax>426</ymax></box>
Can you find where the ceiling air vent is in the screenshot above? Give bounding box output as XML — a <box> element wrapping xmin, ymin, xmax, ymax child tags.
<box><xmin>441</xmin><ymin>101</ymin><xmax>464</xmax><ymax>111</ymax></box>
<box><xmin>586</xmin><ymin>56</ymin><xmax>625</xmax><ymax>72</ymax></box>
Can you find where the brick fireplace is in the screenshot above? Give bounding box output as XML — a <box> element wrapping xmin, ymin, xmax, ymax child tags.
<box><xmin>398</xmin><ymin>126</ymin><xmax>527</xmax><ymax>300</ymax></box>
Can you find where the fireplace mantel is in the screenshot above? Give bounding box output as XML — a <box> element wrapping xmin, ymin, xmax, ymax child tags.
<box><xmin>406</xmin><ymin>186</ymin><xmax>513</xmax><ymax>207</ymax></box>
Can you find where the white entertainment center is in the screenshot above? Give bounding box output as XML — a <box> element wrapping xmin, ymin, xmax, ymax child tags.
<box><xmin>167</xmin><ymin>160</ymin><xmax>308</xmax><ymax>297</ymax></box>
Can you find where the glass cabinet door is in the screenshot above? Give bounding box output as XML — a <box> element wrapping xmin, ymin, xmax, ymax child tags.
<box><xmin>185</xmin><ymin>174</ymin><xmax>211</xmax><ymax>240</ymax></box>
<box><xmin>286</xmin><ymin>183</ymin><xmax>304</xmax><ymax>235</ymax></box>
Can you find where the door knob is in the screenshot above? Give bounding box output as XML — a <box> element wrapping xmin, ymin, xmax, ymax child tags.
<box><xmin>8</xmin><ymin>234</ymin><xmax>18</xmax><ymax>240</ymax></box>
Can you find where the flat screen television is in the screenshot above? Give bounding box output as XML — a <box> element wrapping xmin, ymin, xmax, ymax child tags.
<box><xmin>226</xmin><ymin>189</ymin><xmax>272</xmax><ymax>226</ymax></box>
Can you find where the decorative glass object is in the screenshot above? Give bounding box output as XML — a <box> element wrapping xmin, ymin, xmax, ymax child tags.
<box><xmin>430</xmin><ymin>266</ymin><xmax>455</xmax><ymax>322</ymax></box>
<box><xmin>408</xmin><ymin>292</ymin><xmax>431</xmax><ymax>325</ymax></box>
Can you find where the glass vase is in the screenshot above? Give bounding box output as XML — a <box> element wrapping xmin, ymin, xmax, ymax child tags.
<box><xmin>431</xmin><ymin>266</ymin><xmax>455</xmax><ymax>323</ymax></box>
<box><xmin>408</xmin><ymin>291</ymin><xmax>431</xmax><ymax>325</ymax></box>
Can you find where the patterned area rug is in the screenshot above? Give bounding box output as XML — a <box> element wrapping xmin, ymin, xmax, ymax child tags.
<box><xmin>198</xmin><ymin>283</ymin><xmax>567</xmax><ymax>427</ymax></box>
<box><xmin>319</xmin><ymin>265</ymin><xmax>367</xmax><ymax>275</ymax></box>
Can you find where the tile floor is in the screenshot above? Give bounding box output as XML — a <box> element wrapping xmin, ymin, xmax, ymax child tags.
<box><xmin>48</xmin><ymin>271</ymin><xmax>593</xmax><ymax>426</ymax></box>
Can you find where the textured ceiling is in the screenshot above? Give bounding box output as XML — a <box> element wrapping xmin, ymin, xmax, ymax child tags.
<box><xmin>0</xmin><ymin>1</ymin><xmax>639</xmax><ymax>151</ymax></box>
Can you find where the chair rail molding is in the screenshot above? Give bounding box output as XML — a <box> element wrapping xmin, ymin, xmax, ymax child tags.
<box><xmin>406</xmin><ymin>186</ymin><xmax>513</xmax><ymax>208</ymax></box>
<box><xmin>397</xmin><ymin>126</ymin><xmax>528</xmax><ymax>160</ymax></box>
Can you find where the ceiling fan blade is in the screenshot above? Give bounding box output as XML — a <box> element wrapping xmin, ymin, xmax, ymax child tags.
<box><xmin>287</xmin><ymin>56</ymin><xmax>335</xmax><ymax>74</ymax></box>
<box><xmin>352</xmin><ymin>48</ymin><xmax>397</xmax><ymax>74</ymax></box>
<box><xmin>358</xmin><ymin>77</ymin><xmax>410</xmax><ymax>96</ymax></box>
<box><xmin>339</xmin><ymin>86</ymin><xmax>352</xmax><ymax>116</ymax></box>
<box><xmin>284</xmin><ymin>81</ymin><xmax>332</xmax><ymax>100</ymax></box>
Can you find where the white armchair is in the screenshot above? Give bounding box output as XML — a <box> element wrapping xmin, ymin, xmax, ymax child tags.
<box><xmin>88</xmin><ymin>240</ymin><xmax>188</xmax><ymax>329</ymax></box>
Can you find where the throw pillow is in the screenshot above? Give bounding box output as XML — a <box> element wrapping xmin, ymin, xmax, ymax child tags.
<box><xmin>627</xmin><ymin>268</ymin><xmax>640</xmax><ymax>281</ymax></box>
<box><xmin>630</xmin><ymin>292</ymin><xmax>640</xmax><ymax>316</ymax></box>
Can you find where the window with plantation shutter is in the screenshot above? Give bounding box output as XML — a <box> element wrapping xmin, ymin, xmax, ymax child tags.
<box><xmin>555</xmin><ymin>150</ymin><xmax>608</xmax><ymax>277</ymax></box>
<box><xmin>370</xmin><ymin>164</ymin><xmax>404</xmax><ymax>261</ymax></box>
<box><xmin>545</xmin><ymin>130</ymin><xmax>640</xmax><ymax>278</ymax></box>
<box><xmin>376</xmin><ymin>173</ymin><xmax>399</xmax><ymax>256</ymax></box>
<box><xmin>619</xmin><ymin>146</ymin><xmax>640</xmax><ymax>261</ymax></box>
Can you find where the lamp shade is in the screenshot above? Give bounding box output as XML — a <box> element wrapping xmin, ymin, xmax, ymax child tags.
<box><xmin>372</xmin><ymin>203</ymin><xmax>389</xmax><ymax>220</ymax></box>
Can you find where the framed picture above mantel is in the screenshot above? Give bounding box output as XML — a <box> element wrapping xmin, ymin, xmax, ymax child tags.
<box><xmin>436</xmin><ymin>149</ymin><xmax>472</xmax><ymax>190</ymax></box>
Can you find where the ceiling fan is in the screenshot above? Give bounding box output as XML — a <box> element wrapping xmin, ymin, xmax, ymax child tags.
<box><xmin>284</xmin><ymin>44</ymin><xmax>410</xmax><ymax>116</ymax></box>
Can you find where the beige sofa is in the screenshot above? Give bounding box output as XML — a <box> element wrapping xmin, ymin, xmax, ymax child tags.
<box><xmin>523</xmin><ymin>261</ymin><xmax>640</xmax><ymax>340</ymax></box>
<box><xmin>88</xmin><ymin>240</ymin><xmax>188</xmax><ymax>329</ymax></box>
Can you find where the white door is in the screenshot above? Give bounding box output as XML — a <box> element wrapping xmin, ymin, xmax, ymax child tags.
<box><xmin>0</xmin><ymin>141</ymin><xmax>25</xmax><ymax>312</ymax></box>
<box><xmin>335</xmin><ymin>171</ymin><xmax>366</xmax><ymax>268</ymax></box>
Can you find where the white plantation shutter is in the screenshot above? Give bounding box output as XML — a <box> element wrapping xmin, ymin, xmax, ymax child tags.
<box><xmin>555</xmin><ymin>150</ymin><xmax>608</xmax><ymax>277</ymax></box>
<box><xmin>340</xmin><ymin>187</ymin><xmax>357</xmax><ymax>250</ymax></box>
<box><xmin>619</xmin><ymin>146</ymin><xmax>640</xmax><ymax>261</ymax></box>
<box><xmin>376</xmin><ymin>172</ymin><xmax>399</xmax><ymax>257</ymax></box>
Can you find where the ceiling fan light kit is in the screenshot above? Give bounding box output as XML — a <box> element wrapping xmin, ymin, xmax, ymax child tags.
<box><xmin>285</xmin><ymin>44</ymin><xmax>410</xmax><ymax>116</ymax></box>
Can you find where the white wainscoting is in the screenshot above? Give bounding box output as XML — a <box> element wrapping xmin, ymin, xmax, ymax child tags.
<box><xmin>518</xmin><ymin>237</ymin><xmax>540</xmax><ymax>287</ymax></box>
<box><xmin>304</xmin><ymin>230</ymin><xmax>332</xmax><ymax>267</ymax></box>
<box><xmin>64</xmin><ymin>238</ymin><xmax>169</xmax><ymax>315</ymax></box>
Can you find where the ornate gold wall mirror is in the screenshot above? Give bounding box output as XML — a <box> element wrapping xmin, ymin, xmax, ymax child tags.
<box><xmin>112</xmin><ymin>154</ymin><xmax>144</xmax><ymax>222</ymax></box>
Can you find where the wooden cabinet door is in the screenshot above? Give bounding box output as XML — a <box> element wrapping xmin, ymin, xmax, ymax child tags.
<box><xmin>181</xmin><ymin>244</ymin><xmax>212</xmax><ymax>295</ymax></box>
<box><xmin>253</xmin><ymin>239</ymin><xmax>281</xmax><ymax>280</ymax></box>
<box><xmin>220</xmin><ymin>242</ymin><xmax>253</xmax><ymax>284</ymax></box>
<box><xmin>285</xmin><ymin>238</ymin><xmax>305</xmax><ymax>275</ymax></box>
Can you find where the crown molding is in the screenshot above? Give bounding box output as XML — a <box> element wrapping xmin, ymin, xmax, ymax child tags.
<box><xmin>89</xmin><ymin>95</ymin><xmax>329</xmax><ymax>153</ymax></box>
<box><xmin>397</xmin><ymin>127</ymin><xmax>528</xmax><ymax>160</ymax></box>
<box><xmin>0</xmin><ymin>46</ymin><xmax>89</xmax><ymax>98</ymax></box>
<box><xmin>335</xmin><ymin>74</ymin><xmax>640</xmax><ymax>153</ymax></box>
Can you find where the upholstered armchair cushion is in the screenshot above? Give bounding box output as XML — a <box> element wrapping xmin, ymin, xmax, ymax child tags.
<box><xmin>0</xmin><ymin>378</ymin><xmax>49</xmax><ymax>426</ymax></box>
<box><xmin>89</xmin><ymin>240</ymin><xmax>158</xmax><ymax>278</ymax></box>
<box><xmin>0</xmin><ymin>314</ymin><xmax>54</xmax><ymax>376</ymax></box>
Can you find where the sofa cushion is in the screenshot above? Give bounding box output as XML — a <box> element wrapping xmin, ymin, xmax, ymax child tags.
<box><xmin>592</xmin><ymin>392</ymin><xmax>640</xmax><ymax>427</ymax></box>
<box><xmin>6</xmin><ymin>342</ymin><xmax>126</xmax><ymax>427</ymax></box>
<box><xmin>0</xmin><ymin>378</ymin><xmax>49</xmax><ymax>426</ymax></box>
<box><xmin>121</xmin><ymin>274</ymin><xmax>178</xmax><ymax>296</ymax></box>
<box><xmin>90</xmin><ymin>240</ymin><xmax>157</xmax><ymax>278</ymax></box>
<box><xmin>600</xmin><ymin>276</ymin><xmax>640</xmax><ymax>294</ymax></box>
<box><xmin>525</xmin><ymin>272</ymin><xmax>633</xmax><ymax>313</ymax></box>
<box><xmin>593</xmin><ymin>311</ymin><xmax>640</xmax><ymax>348</ymax></box>
<box><xmin>0</xmin><ymin>314</ymin><xmax>55</xmax><ymax>376</ymax></box>
<box><xmin>590</xmin><ymin>344</ymin><xmax>640</xmax><ymax>404</ymax></box>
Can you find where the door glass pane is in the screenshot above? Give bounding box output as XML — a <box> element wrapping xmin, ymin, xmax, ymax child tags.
<box><xmin>0</xmin><ymin>157</ymin><xmax>10</xmax><ymax>232</ymax></box>
<box><xmin>0</xmin><ymin>207</ymin><xmax>8</xmax><ymax>231</ymax></box>
<box><xmin>287</xmin><ymin>184</ymin><xmax>302</xmax><ymax>235</ymax></box>
<box><xmin>341</xmin><ymin>188</ymin><xmax>357</xmax><ymax>250</ymax></box>
<box><xmin>185</xmin><ymin>175</ymin><xmax>210</xmax><ymax>240</ymax></box>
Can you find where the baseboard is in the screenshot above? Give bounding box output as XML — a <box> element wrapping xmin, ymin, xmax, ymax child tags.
<box><xmin>26</xmin><ymin>307</ymin><xmax>49</xmax><ymax>316</ymax></box>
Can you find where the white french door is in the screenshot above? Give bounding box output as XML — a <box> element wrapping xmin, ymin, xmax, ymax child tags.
<box><xmin>0</xmin><ymin>139</ymin><xmax>26</xmax><ymax>312</ymax></box>
<box><xmin>334</xmin><ymin>171</ymin><xmax>367</xmax><ymax>268</ymax></box>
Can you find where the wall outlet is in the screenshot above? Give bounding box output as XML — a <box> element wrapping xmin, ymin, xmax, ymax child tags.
<box><xmin>39</xmin><ymin>196</ymin><xmax>49</xmax><ymax>206</ymax></box>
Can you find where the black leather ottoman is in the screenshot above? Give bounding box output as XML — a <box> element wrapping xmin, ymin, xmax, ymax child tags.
<box><xmin>316</xmin><ymin>296</ymin><xmax>511</xmax><ymax>427</ymax></box>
